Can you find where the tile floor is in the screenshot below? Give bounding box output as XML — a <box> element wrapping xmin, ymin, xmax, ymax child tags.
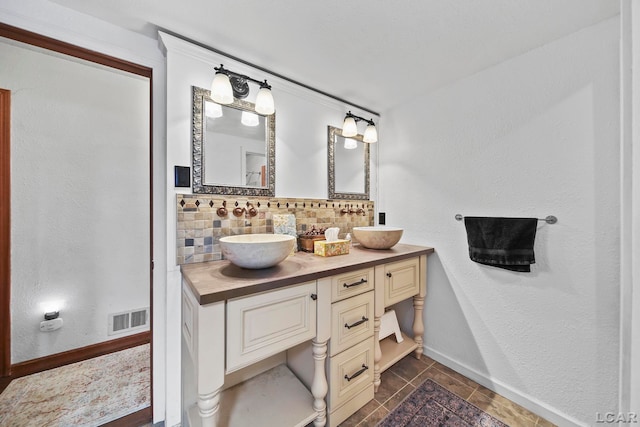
<box><xmin>0</xmin><ymin>344</ymin><xmax>150</xmax><ymax>426</ymax></box>
<box><xmin>340</xmin><ymin>353</ymin><xmax>556</xmax><ymax>427</ymax></box>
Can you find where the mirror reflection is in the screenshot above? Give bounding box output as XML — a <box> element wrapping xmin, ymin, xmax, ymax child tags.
<box><xmin>192</xmin><ymin>86</ymin><xmax>275</xmax><ymax>196</ymax></box>
<box><xmin>328</xmin><ymin>126</ymin><xmax>370</xmax><ymax>200</ymax></box>
<box><xmin>203</xmin><ymin>101</ymin><xmax>266</xmax><ymax>187</ymax></box>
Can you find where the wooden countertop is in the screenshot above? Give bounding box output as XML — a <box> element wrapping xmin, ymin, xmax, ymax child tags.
<box><xmin>181</xmin><ymin>243</ymin><xmax>434</xmax><ymax>305</ymax></box>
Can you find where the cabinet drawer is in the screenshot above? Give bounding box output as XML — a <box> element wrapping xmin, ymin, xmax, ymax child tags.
<box><xmin>331</xmin><ymin>268</ymin><xmax>374</xmax><ymax>302</ymax></box>
<box><xmin>328</xmin><ymin>337</ymin><xmax>374</xmax><ymax>411</ymax></box>
<box><xmin>330</xmin><ymin>291</ymin><xmax>374</xmax><ymax>357</ymax></box>
<box><xmin>227</xmin><ymin>282</ymin><xmax>317</xmax><ymax>373</ymax></box>
<box><xmin>383</xmin><ymin>257</ymin><xmax>420</xmax><ymax>307</ymax></box>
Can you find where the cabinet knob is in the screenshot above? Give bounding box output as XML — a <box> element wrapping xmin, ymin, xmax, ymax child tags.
<box><xmin>386</xmin><ymin>272</ymin><xmax>392</xmax><ymax>278</ymax></box>
<box><xmin>310</xmin><ymin>293</ymin><xmax>317</xmax><ymax>301</ymax></box>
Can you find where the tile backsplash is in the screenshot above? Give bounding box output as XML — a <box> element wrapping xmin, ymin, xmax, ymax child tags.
<box><xmin>176</xmin><ymin>194</ymin><xmax>374</xmax><ymax>265</ymax></box>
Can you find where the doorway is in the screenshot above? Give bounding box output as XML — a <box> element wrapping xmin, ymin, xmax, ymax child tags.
<box><xmin>0</xmin><ymin>23</ymin><xmax>153</xmax><ymax>425</ymax></box>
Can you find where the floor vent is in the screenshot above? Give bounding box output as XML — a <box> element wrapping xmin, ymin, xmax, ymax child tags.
<box><xmin>108</xmin><ymin>308</ymin><xmax>149</xmax><ymax>335</ymax></box>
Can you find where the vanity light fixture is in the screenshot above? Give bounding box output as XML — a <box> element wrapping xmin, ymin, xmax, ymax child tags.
<box><xmin>342</xmin><ymin>111</ymin><xmax>378</xmax><ymax>143</ymax></box>
<box><xmin>241</xmin><ymin>111</ymin><xmax>260</xmax><ymax>127</ymax></box>
<box><xmin>344</xmin><ymin>138</ymin><xmax>358</xmax><ymax>150</ymax></box>
<box><xmin>211</xmin><ymin>64</ymin><xmax>275</xmax><ymax>115</ymax></box>
<box><xmin>205</xmin><ymin>101</ymin><xmax>223</xmax><ymax>118</ymax></box>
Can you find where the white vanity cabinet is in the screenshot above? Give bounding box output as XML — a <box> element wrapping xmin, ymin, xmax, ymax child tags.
<box><xmin>226</xmin><ymin>281</ymin><xmax>317</xmax><ymax>372</ymax></box>
<box><xmin>373</xmin><ymin>255</ymin><xmax>428</xmax><ymax>391</ymax></box>
<box><xmin>180</xmin><ymin>243</ymin><xmax>432</xmax><ymax>427</ymax></box>
<box><xmin>325</xmin><ymin>268</ymin><xmax>375</xmax><ymax>426</ymax></box>
<box><xmin>182</xmin><ymin>281</ymin><xmax>325</xmax><ymax>427</ymax></box>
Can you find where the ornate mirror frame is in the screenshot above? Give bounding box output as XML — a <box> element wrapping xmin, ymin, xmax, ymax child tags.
<box><xmin>192</xmin><ymin>86</ymin><xmax>276</xmax><ymax>196</ymax></box>
<box><xmin>328</xmin><ymin>125</ymin><xmax>370</xmax><ymax>200</ymax></box>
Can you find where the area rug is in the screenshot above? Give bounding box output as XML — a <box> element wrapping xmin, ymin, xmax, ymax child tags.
<box><xmin>377</xmin><ymin>379</ymin><xmax>509</xmax><ymax>427</ymax></box>
<box><xmin>0</xmin><ymin>344</ymin><xmax>150</xmax><ymax>426</ymax></box>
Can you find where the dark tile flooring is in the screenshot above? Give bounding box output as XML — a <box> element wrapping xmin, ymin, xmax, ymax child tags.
<box><xmin>339</xmin><ymin>353</ymin><xmax>556</xmax><ymax>427</ymax></box>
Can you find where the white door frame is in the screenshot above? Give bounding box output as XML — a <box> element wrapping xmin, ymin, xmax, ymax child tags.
<box><xmin>620</xmin><ymin>0</ymin><xmax>640</xmax><ymax>417</ymax></box>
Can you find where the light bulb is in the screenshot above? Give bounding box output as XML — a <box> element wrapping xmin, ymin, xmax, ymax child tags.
<box><xmin>255</xmin><ymin>87</ymin><xmax>275</xmax><ymax>115</ymax></box>
<box><xmin>205</xmin><ymin>102</ymin><xmax>223</xmax><ymax>118</ymax></box>
<box><xmin>241</xmin><ymin>111</ymin><xmax>260</xmax><ymax>126</ymax></box>
<box><xmin>363</xmin><ymin>123</ymin><xmax>378</xmax><ymax>143</ymax></box>
<box><xmin>344</xmin><ymin>138</ymin><xmax>358</xmax><ymax>149</ymax></box>
<box><xmin>342</xmin><ymin>116</ymin><xmax>358</xmax><ymax>137</ymax></box>
<box><xmin>211</xmin><ymin>73</ymin><xmax>233</xmax><ymax>104</ymax></box>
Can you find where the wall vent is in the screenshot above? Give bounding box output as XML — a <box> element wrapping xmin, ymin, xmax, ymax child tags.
<box><xmin>108</xmin><ymin>307</ymin><xmax>149</xmax><ymax>335</ymax></box>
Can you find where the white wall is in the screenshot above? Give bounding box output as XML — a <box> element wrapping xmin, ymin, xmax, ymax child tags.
<box><xmin>3</xmin><ymin>39</ymin><xmax>150</xmax><ymax>363</ymax></box>
<box><xmin>0</xmin><ymin>1</ymin><xmax>168</xmax><ymax>423</ymax></box>
<box><xmin>382</xmin><ymin>17</ymin><xmax>620</xmax><ymax>426</ymax></box>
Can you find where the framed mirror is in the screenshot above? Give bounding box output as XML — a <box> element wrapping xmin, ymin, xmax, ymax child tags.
<box><xmin>192</xmin><ymin>86</ymin><xmax>275</xmax><ymax>196</ymax></box>
<box><xmin>328</xmin><ymin>126</ymin><xmax>370</xmax><ymax>200</ymax></box>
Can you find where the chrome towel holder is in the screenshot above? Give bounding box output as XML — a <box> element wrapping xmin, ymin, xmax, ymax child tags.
<box><xmin>455</xmin><ymin>214</ymin><xmax>557</xmax><ymax>224</ymax></box>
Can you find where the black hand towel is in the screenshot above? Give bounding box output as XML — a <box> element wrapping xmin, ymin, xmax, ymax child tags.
<box><xmin>463</xmin><ymin>217</ymin><xmax>538</xmax><ymax>272</ymax></box>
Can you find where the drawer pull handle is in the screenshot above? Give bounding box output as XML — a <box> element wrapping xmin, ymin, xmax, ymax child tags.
<box><xmin>386</xmin><ymin>272</ymin><xmax>392</xmax><ymax>278</ymax></box>
<box><xmin>344</xmin><ymin>364</ymin><xmax>369</xmax><ymax>382</ymax></box>
<box><xmin>310</xmin><ymin>293</ymin><xmax>317</xmax><ymax>301</ymax></box>
<box><xmin>343</xmin><ymin>278</ymin><xmax>367</xmax><ymax>288</ymax></box>
<box><xmin>345</xmin><ymin>316</ymin><xmax>368</xmax><ymax>329</ymax></box>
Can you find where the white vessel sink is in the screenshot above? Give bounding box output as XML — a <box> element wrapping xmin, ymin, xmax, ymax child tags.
<box><xmin>220</xmin><ymin>234</ymin><xmax>295</xmax><ymax>269</ymax></box>
<box><xmin>352</xmin><ymin>226</ymin><xmax>403</xmax><ymax>250</ymax></box>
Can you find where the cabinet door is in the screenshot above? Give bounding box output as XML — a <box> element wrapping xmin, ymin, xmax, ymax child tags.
<box><xmin>383</xmin><ymin>257</ymin><xmax>420</xmax><ymax>307</ymax></box>
<box><xmin>331</xmin><ymin>268</ymin><xmax>374</xmax><ymax>302</ymax></box>
<box><xmin>330</xmin><ymin>291</ymin><xmax>374</xmax><ymax>357</ymax></box>
<box><xmin>227</xmin><ymin>281</ymin><xmax>317</xmax><ymax>372</ymax></box>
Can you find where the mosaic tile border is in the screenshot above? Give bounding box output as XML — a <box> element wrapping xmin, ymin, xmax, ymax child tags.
<box><xmin>176</xmin><ymin>194</ymin><xmax>374</xmax><ymax>265</ymax></box>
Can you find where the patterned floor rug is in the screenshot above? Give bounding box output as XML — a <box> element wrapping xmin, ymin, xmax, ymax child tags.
<box><xmin>377</xmin><ymin>379</ymin><xmax>509</xmax><ymax>427</ymax></box>
<box><xmin>0</xmin><ymin>344</ymin><xmax>150</xmax><ymax>426</ymax></box>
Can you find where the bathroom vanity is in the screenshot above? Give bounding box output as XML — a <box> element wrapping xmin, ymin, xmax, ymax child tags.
<box><xmin>181</xmin><ymin>243</ymin><xmax>433</xmax><ymax>427</ymax></box>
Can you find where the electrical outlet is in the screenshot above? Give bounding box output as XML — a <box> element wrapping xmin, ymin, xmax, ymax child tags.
<box><xmin>40</xmin><ymin>317</ymin><xmax>63</xmax><ymax>332</ymax></box>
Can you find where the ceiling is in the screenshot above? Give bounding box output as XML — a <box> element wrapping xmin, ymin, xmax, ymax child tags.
<box><xmin>51</xmin><ymin>0</ymin><xmax>619</xmax><ymax>114</ymax></box>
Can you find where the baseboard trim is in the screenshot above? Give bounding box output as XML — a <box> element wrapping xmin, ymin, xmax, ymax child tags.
<box><xmin>101</xmin><ymin>406</ymin><xmax>152</xmax><ymax>427</ymax></box>
<box><xmin>423</xmin><ymin>345</ymin><xmax>587</xmax><ymax>427</ymax></box>
<box><xmin>10</xmin><ymin>331</ymin><xmax>150</xmax><ymax>379</ymax></box>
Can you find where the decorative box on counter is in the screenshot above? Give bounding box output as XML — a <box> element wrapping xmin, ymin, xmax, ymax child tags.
<box><xmin>298</xmin><ymin>235</ymin><xmax>326</xmax><ymax>252</ymax></box>
<box><xmin>314</xmin><ymin>239</ymin><xmax>350</xmax><ymax>257</ymax></box>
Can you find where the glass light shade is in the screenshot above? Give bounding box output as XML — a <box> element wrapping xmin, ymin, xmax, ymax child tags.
<box><xmin>255</xmin><ymin>87</ymin><xmax>275</xmax><ymax>115</ymax></box>
<box><xmin>342</xmin><ymin>116</ymin><xmax>358</xmax><ymax>137</ymax></box>
<box><xmin>344</xmin><ymin>138</ymin><xmax>358</xmax><ymax>150</ymax></box>
<box><xmin>363</xmin><ymin>123</ymin><xmax>378</xmax><ymax>143</ymax></box>
<box><xmin>241</xmin><ymin>111</ymin><xmax>260</xmax><ymax>127</ymax></box>
<box><xmin>211</xmin><ymin>73</ymin><xmax>234</xmax><ymax>104</ymax></box>
<box><xmin>205</xmin><ymin>102</ymin><xmax>223</xmax><ymax>118</ymax></box>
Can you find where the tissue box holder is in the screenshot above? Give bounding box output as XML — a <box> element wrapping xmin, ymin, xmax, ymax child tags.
<box><xmin>314</xmin><ymin>239</ymin><xmax>350</xmax><ymax>257</ymax></box>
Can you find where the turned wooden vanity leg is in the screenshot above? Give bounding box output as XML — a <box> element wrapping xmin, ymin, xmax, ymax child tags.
<box><xmin>312</xmin><ymin>278</ymin><xmax>331</xmax><ymax>427</ymax></box>
<box><xmin>195</xmin><ymin>300</ymin><xmax>225</xmax><ymax>427</ymax></box>
<box><xmin>373</xmin><ymin>315</ymin><xmax>382</xmax><ymax>392</ymax></box>
<box><xmin>412</xmin><ymin>254</ymin><xmax>428</xmax><ymax>360</ymax></box>
<box><xmin>412</xmin><ymin>295</ymin><xmax>424</xmax><ymax>359</ymax></box>
<box><xmin>198</xmin><ymin>388</ymin><xmax>221</xmax><ymax>427</ymax></box>
<box><xmin>373</xmin><ymin>265</ymin><xmax>385</xmax><ymax>393</ymax></box>
<box><xmin>312</xmin><ymin>340</ymin><xmax>328</xmax><ymax>427</ymax></box>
